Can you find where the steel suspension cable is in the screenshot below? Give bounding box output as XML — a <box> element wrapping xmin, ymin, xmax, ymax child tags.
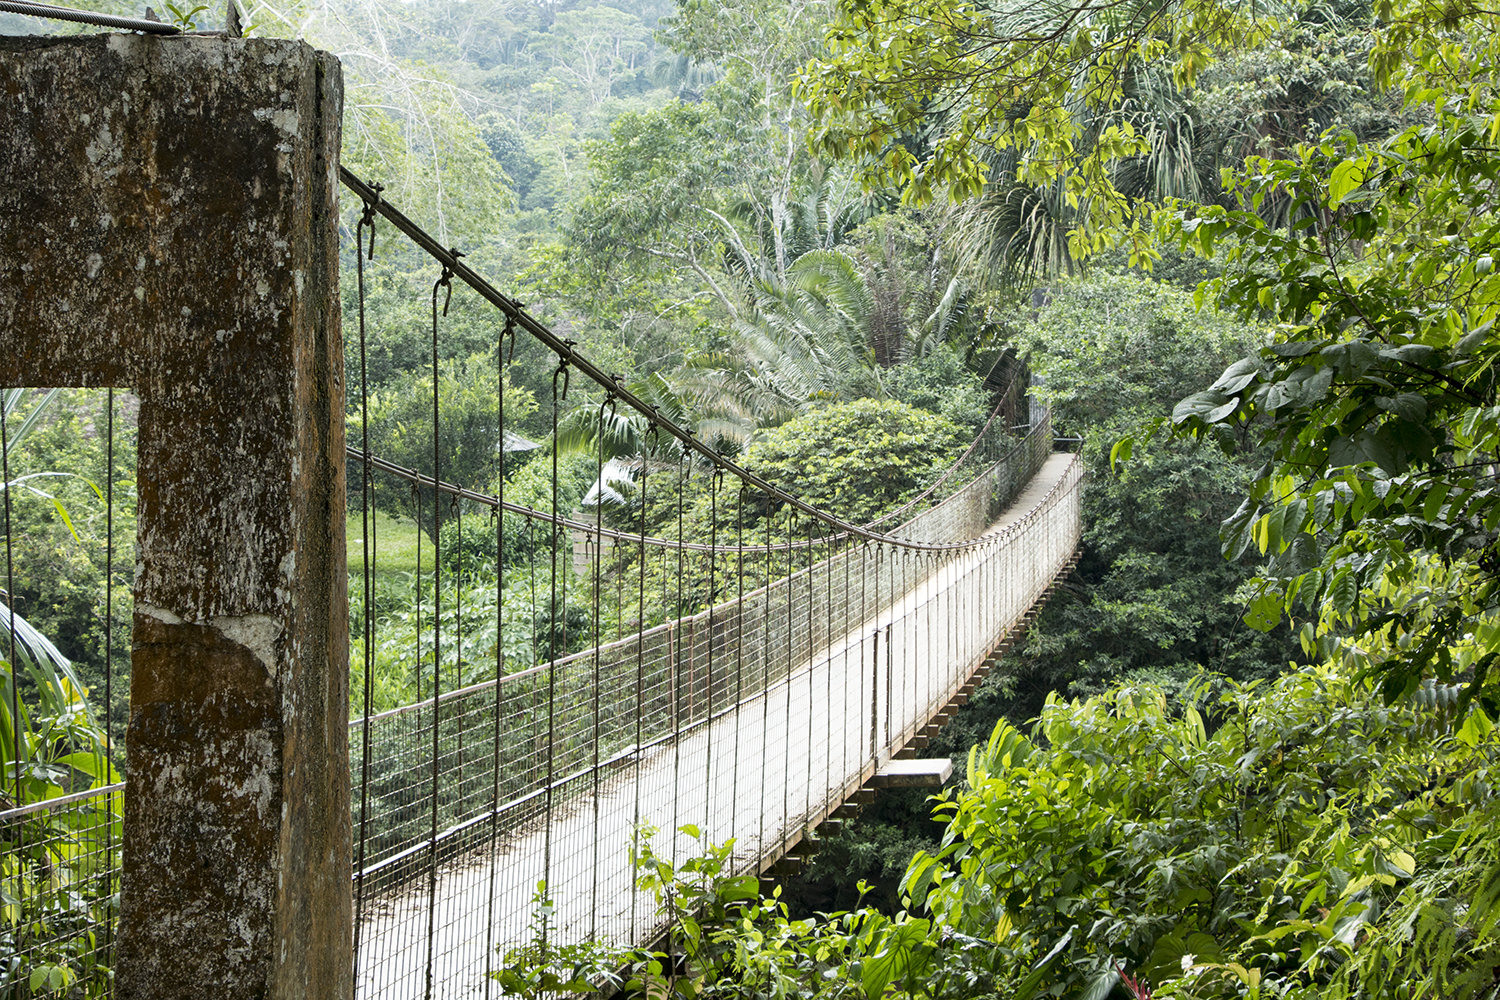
<box><xmin>541</xmin><ymin>359</ymin><xmax>567</xmax><ymax>949</ymax></box>
<box><xmin>703</xmin><ymin>468</ymin><xmax>719</xmax><ymax>858</ymax></box>
<box><xmin>102</xmin><ymin>388</ymin><xmax>116</xmax><ymax>944</ymax></box>
<box><xmin>0</xmin><ymin>0</ymin><xmax>180</xmax><ymax>32</ymax></box>
<box><xmin>669</xmin><ymin>449</ymin><xmax>685</xmax><ymax>869</ymax></box>
<box><xmin>422</xmin><ymin>259</ymin><xmax>448</xmax><ymax>1000</ymax></box>
<box><xmin>804</xmin><ymin>516</ymin><xmax>815</xmax><ymax>831</ymax></box>
<box><xmin>629</xmin><ymin>455</ymin><xmax>648</xmax><ymax>944</ymax></box>
<box><xmin>339</xmin><ymin>168</ymin><xmax>1036</xmax><ymax>558</ymax></box>
<box><xmin>730</xmin><ymin>485</ymin><xmax>745</xmax><ymax>855</ymax></box>
<box><xmin>352</xmin><ymin>193</ymin><xmax>378</xmax><ymax>991</ymax></box>
<box><xmin>823</xmin><ymin>531</ymin><xmax>836</xmax><ymax>815</ymax></box>
<box><xmin>482</xmin><ymin>316</ymin><xmax>513</xmax><ymax>999</ymax></box>
<box><xmin>781</xmin><ymin>510</ymin><xmax>794</xmax><ymax>858</ymax></box>
<box><xmin>588</xmin><ymin>393</ymin><xmax>610</xmax><ymax>941</ymax></box>
<box><xmin>345</xmin><ymin>427</ymin><xmax>1051</xmax><ymax>556</ymax></box>
<box><xmin>757</xmin><ymin>504</ymin><xmax>771</xmax><ymax>874</ymax></box>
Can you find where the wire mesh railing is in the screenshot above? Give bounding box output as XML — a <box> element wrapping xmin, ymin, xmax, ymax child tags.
<box><xmin>0</xmin><ymin>783</ymin><xmax>122</xmax><ymax>998</ymax></box>
<box><xmin>347</xmin><ymin>457</ymin><xmax>1082</xmax><ymax>998</ymax></box>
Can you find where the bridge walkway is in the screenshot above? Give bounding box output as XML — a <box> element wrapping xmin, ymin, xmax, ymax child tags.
<box><xmin>355</xmin><ymin>452</ymin><xmax>1083</xmax><ymax>998</ymax></box>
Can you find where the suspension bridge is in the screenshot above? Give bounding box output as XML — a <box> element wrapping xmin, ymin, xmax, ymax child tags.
<box><xmin>341</xmin><ymin>172</ymin><xmax>1084</xmax><ymax>997</ymax></box>
<box><xmin>1</xmin><ymin>35</ymin><xmax>1082</xmax><ymax>1000</ymax></box>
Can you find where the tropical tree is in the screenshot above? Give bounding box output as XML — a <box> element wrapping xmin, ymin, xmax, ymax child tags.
<box><xmin>567</xmin><ymin>99</ymin><xmax>752</xmax><ymax>315</ymax></box>
<box><xmin>799</xmin><ymin>0</ymin><xmax>1500</xmax><ymax>711</ymax></box>
<box><xmin>739</xmin><ymin>397</ymin><xmax>967</xmax><ymax>525</ymax></box>
<box><xmin>802</xmin><ymin>0</ymin><xmax>1403</xmax><ymax>289</ymax></box>
<box><xmin>0</xmin><ymin>606</ymin><xmax>113</xmax><ymax>807</ymax></box>
<box><xmin>527</xmin><ymin>6</ymin><xmax>652</xmax><ymax>107</ymax></box>
<box><xmin>1149</xmin><ymin>0</ymin><xmax>1500</xmax><ymax>707</ymax></box>
<box><xmin>679</xmin><ymin>249</ymin><xmax>882</xmax><ymax>419</ymax></box>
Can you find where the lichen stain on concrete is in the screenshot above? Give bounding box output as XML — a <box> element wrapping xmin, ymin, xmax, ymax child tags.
<box><xmin>123</xmin><ymin>613</ymin><xmax>285</xmax><ymax>992</ymax></box>
<box><xmin>212</xmin><ymin>613</ymin><xmax>284</xmax><ymax>677</ymax></box>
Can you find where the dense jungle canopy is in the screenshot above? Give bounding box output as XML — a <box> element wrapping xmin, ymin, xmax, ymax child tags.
<box><xmin>4</xmin><ymin>0</ymin><xmax>1500</xmax><ymax>993</ymax></box>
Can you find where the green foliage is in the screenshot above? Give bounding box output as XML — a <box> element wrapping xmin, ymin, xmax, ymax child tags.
<box><xmin>1015</xmin><ymin>275</ymin><xmax>1264</xmax><ymax>435</ymax></box>
<box><xmin>350</xmin><ymin>568</ymin><xmax>545</xmax><ymax>713</ymax></box>
<box><xmin>528</xmin><ymin>7</ymin><xmax>652</xmax><ymax>108</ymax></box>
<box><xmin>785</xmin><ymin>274</ymin><xmax>1294</xmax><ymax>916</ymax></box>
<box><xmin>1151</xmin><ymin>1</ymin><xmax>1500</xmax><ymax>705</ymax></box>
<box><xmin>502</xmin><ymin>448</ymin><xmax>600</xmax><ymax>561</ymax></box>
<box><xmin>568</xmin><ymin>97</ymin><xmax>769</xmax><ymax>314</ymax></box>
<box><xmin>800</xmin><ymin>0</ymin><xmax>1415</xmax><ymax>297</ymax></box>
<box><xmin>584</xmin><ymin>827</ymin><xmax>949</xmax><ymax>1000</ymax></box>
<box><xmin>880</xmin><ymin>352</ymin><xmax>991</xmax><ymax>437</ymax></box>
<box><xmin>802</xmin><ymin>0</ymin><xmax>1265</xmax><ymax>243</ymax></box>
<box><xmin>679</xmin><ymin>230</ymin><xmax>996</xmax><ymax>431</ymax></box>
<box><xmin>348</xmin><ymin>444</ymin><xmax>598</xmax><ymax>715</ymax></box>
<box><xmin>789</xmin><ymin>790</ymin><xmax>947</xmax><ymax>918</ymax></box>
<box><xmin>901</xmin><ymin>659</ymin><xmax>1500</xmax><ymax>1000</ymax></box>
<box><xmin>352</xmin><ymin>351</ymin><xmax>537</xmax><ymax>537</ymax></box>
<box><xmin>0</xmin><ymin>624</ymin><xmax>114</xmax><ymax>806</ymax></box>
<box><xmin>561</xmin><ymin>0</ymin><xmax>861</xmax><ymax>356</ymax></box>
<box><xmin>843</xmin><ymin>211</ymin><xmax>950</xmax><ymax>365</ymax></box>
<box><xmin>1</xmin><ymin>389</ymin><xmax>134</xmax><ymax>745</ymax></box>
<box><xmin>692</xmin><ymin>249</ymin><xmax>885</xmax><ymax>418</ymax></box>
<box><xmin>1188</xmin><ymin>6</ymin><xmax>1405</xmax><ymax>213</ymax></box>
<box><xmin>495</xmin><ymin>886</ymin><xmax>630</xmax><ymax>999</ymax></box>
<box><xmin>0</xmin><ymin>813</ymin><xmax>119</xmax><ymax>999</ymax></box>
<box><xmin>163</xmin><ymin>2</ymin><xmax>209</xmax><ymax>29</ymax></box>
<box><xmin>742</xmin><ymin>398</ymin><xmax>966</xmax><ymax>526</ymax></box>
<box><xmin>569</xmin><ymin>397</ymin><xmax>968</xmax><ymax>624</ymax></box>
<box><xmin>997</xmin><ymin>275</ymin><xmax>1299</xmax><ymax>703</ymax></box>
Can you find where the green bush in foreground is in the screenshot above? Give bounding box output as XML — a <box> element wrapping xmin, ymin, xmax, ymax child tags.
<box><xmin>907</xmin><ymin>666</ymin><xmax>1499</xmax><ymax>999</ymax></box>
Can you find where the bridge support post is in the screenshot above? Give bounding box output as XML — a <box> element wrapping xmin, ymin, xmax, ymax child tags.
<box><xmin>1</xmin><ymin>35</ymin><xmax>349</xmax><ymax>1000</ymax></box>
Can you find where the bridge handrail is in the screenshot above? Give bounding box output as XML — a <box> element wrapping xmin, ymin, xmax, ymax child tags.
<box><xmin>861</xmin><ymin>372</ymin><xmax>1028</xmax><ymax>530</ymax></box>
<box><xmin>346</xmin><ymin>455</ymin><xmax>1083</xmax><ymax>901</ymax></box>
<box><xmin>348</xmin><ymin>410</ymin><xmax>1061</xmax><ymax>732</ymax></box>
<box><xmin>348</xmin><ymin>428</ymin><xmax>1078</xmax><ymax>715</ymax></box>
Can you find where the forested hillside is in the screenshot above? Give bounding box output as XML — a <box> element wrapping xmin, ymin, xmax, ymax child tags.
<box><xmin>4</xmin><ymin>0</ymin><xmax>1500</xmax><ymax>993</ymax></box>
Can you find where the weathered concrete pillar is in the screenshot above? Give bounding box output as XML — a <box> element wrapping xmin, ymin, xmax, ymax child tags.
<box><xmin>0</xmin><ymin>34</ymin><xmax>349</xmax><ymax>1000</ymax></box>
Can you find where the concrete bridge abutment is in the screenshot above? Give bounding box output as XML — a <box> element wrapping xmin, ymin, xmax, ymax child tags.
<box><xmin>1</xmin><ymin>33</ymin><xmax>350</xmax><ymax>999</ymax></box>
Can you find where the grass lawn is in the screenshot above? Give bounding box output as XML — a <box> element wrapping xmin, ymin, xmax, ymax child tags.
<box><xmin>346</xmin><ymin>510</ymin><xmax>430</xmax><ymax>578</ymax></box>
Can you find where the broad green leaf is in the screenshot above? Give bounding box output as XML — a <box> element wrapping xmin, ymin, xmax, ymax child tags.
<box><xmin>1013</xmin><ymin>926</ymin><xmax>1074</xmax><ymax>1000</ymax></box>
<box><xmin>1210</xmin><ymin>357</ymin><xmax>1260</xmax><ymax>393</ymax></box>
<box><xmin>1422</xmin><ymin>483</ymin><xmax>1448</xmax><ymax>522</ymax></box>
<box><xmin>1458</xmin><ymin>705</ymin><xmax>1494</xmax><ymax>748</ymax></box>
<box><xmin>1245</xmin><ymin>591</ymin><xmax>1282</xmax><ymax>632</ymax></box>
<box><xmin>1328</xmin><ymin>158</ymin><xmax>1365</xmax><ymax>206</ymax></box>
